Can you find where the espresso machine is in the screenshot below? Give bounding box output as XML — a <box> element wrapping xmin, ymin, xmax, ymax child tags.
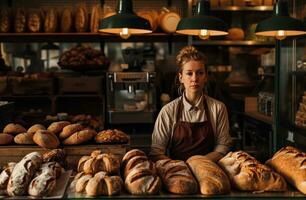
<box><xmin>106</xmin><ymin>72</ymin><xmax>156</xmax><ymax>125</ymax></box>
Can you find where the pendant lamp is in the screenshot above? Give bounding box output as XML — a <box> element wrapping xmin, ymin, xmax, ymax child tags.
<box><xmin>99</xmin><ymin>0</ymin><xmax>152</xmax><ymax>39</ymax></box>
<box><xmin>176</xmin><ymin>0</ymin><xmax>228</xmax><ymax>40</ymax></box>
<box><xmin>255</xmin><ymin>0</ymin><xmax>306</xmax><ymax>40</ymax></box>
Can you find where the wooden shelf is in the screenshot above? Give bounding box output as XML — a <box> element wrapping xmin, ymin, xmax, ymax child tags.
<box><xmin>0</xmin><ymin>33</ymin><xmax>188</xmax><ymax>43</ymax></box>
<box><xmin>245</xmin><ymin>111</ymin><xmax>273</xmax><ymax>125</ymax></box>
<box><xmin>212</xmin><ymin>6</ymin><xmax>273</xmax><ymax>11</ymax></box>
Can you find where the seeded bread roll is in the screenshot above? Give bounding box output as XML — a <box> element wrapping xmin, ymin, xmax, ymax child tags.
<box><xmin>27</xmin><ymin>124</ymin><xmax>46</xmax><ymax>136</ymax></box>
<box><xmin>47</xmin><ymin>121</ymin><xmax>70</xmax><ymax>135</ymax></box>
<box><xmin>0</xmin><ymin>133</ymin><xmax>14</xmax><ymax>145</ymax></box>
<box><xmin>33</xmin><ymin>130</ymin><xmax>60</xmax><ymax>149</ymax></box>
<box><xmin>267</xmin><ymin>146</ymin><xmax>306</xmax><ymax>194</ymax></box>
<box><xmin>14</xmin><ymin>132</ymin><xmax>35</xmax><ymax>144</ymax></box>
<box><xmin>59</xmin><ymin>123</ymin><xmax>83</xmax><ymax>139</ymax></box>
<box><xmin>7</xmin><ymin>152</ymin><xmax>42</xmax><ymax>196</ymax></box>
<box><xmin>3</xmin><ymin>123</ymin><xmax>26</xmax><ymax>135</ymax></box>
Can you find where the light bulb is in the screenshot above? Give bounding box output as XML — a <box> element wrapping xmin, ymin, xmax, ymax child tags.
<box><xmin>275</xmin><ymin>30</ymin><xmax>286</xmax><ymax>40</ymax></box>
<box><xmin>198</xmin><ymin>29</ymin><xmax>210</xmax><ymax>40</ymax></box>
<box><xmin>120</xmin><ymin>28</ymin><xmax>131</xmax><ymax>39</ymax></box>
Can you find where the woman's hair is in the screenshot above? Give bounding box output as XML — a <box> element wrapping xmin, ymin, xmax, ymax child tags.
<box><xmin>175</xmin><ymin>46</ymin><xmax>207</xmax><ymax>95</ymax></box>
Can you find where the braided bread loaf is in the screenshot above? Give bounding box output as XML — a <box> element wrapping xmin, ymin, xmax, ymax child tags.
<box><xmin>267</xmin><ymin>146</ymin><xmax>306</xmax><ymax>194</ymax></box>
<box><xmin>218</xmin><ymin>151</ymin><xmax>287</xmax><ymax>192</ymax></box>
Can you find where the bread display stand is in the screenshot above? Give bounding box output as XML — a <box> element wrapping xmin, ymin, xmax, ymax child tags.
<box><xmin>0</xmin><ymin>144</ymin><xmax>128</xmax><ymax>170</ymax></box>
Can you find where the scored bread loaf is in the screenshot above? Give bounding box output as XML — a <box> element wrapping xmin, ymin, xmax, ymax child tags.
<box><xmin>59</xmin><ymin>123</ymin><xmax>83</xmax><ymax>139</ymax></box>
<box><xmin>156</xmin><ymin>159</ymin><xmax>198</xmax><ymax>194</ymax></box>
<box><xmin>121</xmin><ymin>149</ymin><xmax>147</xmax><ymax>171</ymax></box>
<box><xmin>62</xmin><ymin>129</ymin><xmax>95</xmax><ymax>145</ymax></box>
<box><xmin>187</xmin><ymin>155</ymin><xmax>230</xmax><ymax>195</ymax></box>
<box><xmin>82</xmin><ymin>154</ymin><xmax>120</xmax><ymax>175</ymax></box>
<box><xmin>7</xmin><ymin>152</ymin><xmax>42</xmax><ymax>196</ymax></box>
<box><xmin>218</xmin><ymin>151</ymin><xmax>287</xmax><ymax>192</ymax></box>
<box><xmin>14</xmin><ymin>132</ymin><xmax>35</xmax><ymax>144</ymax></box>
<box><xmin>123</xmin><ymin>156</ymin><xmax>154</xmax><ymax>179</ymax></box>
<box><xmin>27</xmin><ymin>124</ymin><xmax>46</xmax><ymax>136</ymax></box>
<box><xmin>28</xmin><ymin>162</ymin><xmax>59</xmax><ymax>197</ymax></box>
<box><xmin>3</xmin><ymin>123</ymin><xmax>26</xmax><ymax>135</ymax></box>
<box><xmin>0</xmin><ymin>133</ymin><xmax>14</xmax><ymax>145</ymax></box>
<box><xmin>267</xmin><ymin>146</ymin><xmax>306</xmax><ymax>194</ymax></box>
<box><xmin>125</xmin><ymin>167</ymin><xmax>161</xmax><ymax>195</ymax></box>
<box><xmin>47</xmin><ymin>121</ymin><xmax>70</xmax><ymax>135</ymax></box>
<box><xmin>76</xmin><ymin>174</ymin><xmax>92</xmax><ymax>193</ymax></box>
<box><xmin>33</xmin><ymin>130</ymin><xmax>60</xmax><ymax>149</ymax></box>
<box><xmin>0</xmin><ymin>162</ymin><xmax>16</xmax><ymax>189</ymax></box>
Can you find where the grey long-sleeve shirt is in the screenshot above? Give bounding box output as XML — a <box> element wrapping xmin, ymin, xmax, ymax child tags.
<box><xmin>150</xmin><ymin>94</ymin><xmax>232</xmax><ymax>161</ymax></box>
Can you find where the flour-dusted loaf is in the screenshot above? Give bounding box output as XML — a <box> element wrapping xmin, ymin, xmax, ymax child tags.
<box><xmin>7</xmin><ymin>152</ymin><xmax>42</xmax><ymax>196</ymax></box>
<box><xmin>125</xmin><ymin>167</ymin><xmax>161</xmax><ymax>195</ymax></box>
<box><xmin>156</xmin><ymin>159</ymin><xmax>198</xmax><ymax>194</ymax></box>
<box><xmin>218</xmin><ymin>151</ymin><xmax>287</xmax><ymax>192</ymax></box>
<box><xmin>267</xmin><ymin>146</ymin><xmax>306</xmax><ymax>194</ymax></box>
<box><xmin>187</xmin><ymin>155</ymin><xmax>230</xmax><ymax>195</ymax></box>
<box><xmin>0</xmin><ymin>162</ymin><xmax>16</xmax><ymax>189</ymax></box>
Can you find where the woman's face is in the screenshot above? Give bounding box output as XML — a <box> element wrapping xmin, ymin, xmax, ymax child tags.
<box><xmin>179</xmin><ymin>60</ymin><xmax>207</xmax><ymax>96</ymax></box>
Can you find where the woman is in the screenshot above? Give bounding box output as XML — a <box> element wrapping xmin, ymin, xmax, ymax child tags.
<box><xmin>150</xmin><ymin>46</ymin><xmax>232</xmax><ymax>162</ymax></box>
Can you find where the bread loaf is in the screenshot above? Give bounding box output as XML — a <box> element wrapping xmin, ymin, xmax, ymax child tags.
<box><xmin>7</xmin><ymin>152</ymin><xmax>42</xmax><ymax>196</ymax></box>
<box><xmin>82</xmin><ymin>153</ymin><xmax>120</xmax><ymax>175</ymax></box>
<box><xmin>187</xmin><ymin>155</ymin><xmax>230</xmax><ymax>195</ymax></box>
<box><xmin>122</xmin><ymin>149</ymin><xmax>147</xmax><ymax>170</ymax></box>
<box><xmin>3</xmin><ymin>123</ymin><xmax>26</xmax><ymax>135</ymax></box>
<box><xmin>28</xmin><ymin>162</ymin><xmax>60</xmax><ymax>197</ymax></box>
<box><xmin>125</xmin><ymin>167</ymin><xmax>161</xmax><ymax>195</ymax></box>
<box><xmin>78</xmin><ymin>156</ymin><xmax>91</xmax><ymax>172</ymax></box>
<box><xmin>267</xmin><ymin>146</ymin><xmax>306</xmax><ymax>194</ymax></box>
<box><xmin>158</xmin><ymin>7</ymin><xmax>180</xmax><ymax>33</ymax></box>
<box><xmin>14</xmin><ymin>9</ymin><xmax>26</xmax><ymax>33</ymax></box>
<box><xmin>60</xmin><ymin>8</ymin><xmax>73</xmax><ymax>32</ymax></box>
<box><xmin>75</xmin><ymin>5</ymin><xmax>88</xmax><ymax>32</ymax></box>
<box><xmin>0</xmin><ymin>162</ymin><xmax>16</xmax><ymax>189</ymax></box>
<box><xmin>0</xmin><ymin>8</ymin><xmax>10</xmax><ymax>33</ymax></box>
<box><xmin>76</xmin><ymin>174</ymin><xmax>92</xmax><ymax>193</ymax></box>
<box><xmin>59</xmin><ymin>123</ymin><xmax>83</xmax><ymax>139</ymax></box>
<box><xmin>42</xmin><ymin>149</ymin><xmax>67</xmax><ymax>168</ymax></box>
<box><xmin>95</xmin><ymin>129</ymin><xmax>129</xmax><ymax>144</ymax></box>
<box><xmin>33</xmin><ymin>130</ymin><xmax>60</xmax><ymax>149</ymax></box>
<box><xmin>218</xmin><ymin>151</ymin><xmax>287</xmax><ymax>192</ymax></box>
<box><xmin>0</xmin><ymin>133</ymin><xmax>14</xmax><ymax>145</ymax></box>
<box><xmin>124</xmin><ymin>156</ymin><xmax>153</xmax><ymax>179</ymax></box>
<box><xmin>62</xmin><ymin>129</ymin><xmax>95</xmax><ymax>145</ymax></box>
<box><xmin>44</xmin><ymin>8</ymin><xmax>57</xmax><ymax>32</ymax></box>
<box><xmin>47</xmin><ymin>121</ymin><xmax>70</xmax><ymax>135</ymax></box>
<box><xmin>156</xmin><ymin>159</ymin><xmax>198</xmax><ymax>194</ymax></box>
<box><xmin>27</xmin><ymin>10</ymin><xmax>42</xmax><ymax>32</ymax></box>
<box><xmin>85</xmin><ymin>171</ymin><xmax>107</xmax><ymax>196</ymax></box>
<box><xmin>90</xmin><ymin>5</ymin><xmax>100</xmax><ymax>33</ymax></box>
<box><xmin>14</xmin><ymin>132</ymin><xmax>35</xmax><ymax>144</ymax></box>
<box><xmin>27</xmin><ymin>124</ymin><xmax>46</xmax><ymax>136</ymax></box>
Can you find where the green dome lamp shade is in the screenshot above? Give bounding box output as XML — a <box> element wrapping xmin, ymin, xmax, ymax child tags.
<box><xmin>176</xmin><ymin>0</ymin><xmax>228</xmax><ymax>40</ymax></box>
<box><xmin>255</xmin><ymin>0</ymin><xmax>306</xmax><ymax>40</ymax></box>
<box><xmin>99</xmin><ymin>0</ymin><xmax>152</xmax><ymax>39</ymax></box>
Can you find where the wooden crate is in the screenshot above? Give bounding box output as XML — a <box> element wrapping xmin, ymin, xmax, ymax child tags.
<box><xmin>0</xmin><ymin>144</ymin><xmax>128</xmax><ymax>171</ymax></box>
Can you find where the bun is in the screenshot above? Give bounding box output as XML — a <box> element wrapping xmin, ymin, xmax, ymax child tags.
<box><xmin>218</xmin><ymin>151</ymin><xmax>287</xmax><ymax>192</ymax></box>
<box><xmin>267</xmin><ymin>146</ymin><xmax>306</xmax><ymax>194</ymax></box>
<box><xmin>3</xmin><ymin>123</ymin><xmax>26</xmax><ymax>135</ymax></box>
<box><xmin>27</xmin><ymin>124</ymin><xmax>46</xmax><ymax>135</ymax></box>
<box><xmin>156</xmin><ymin>159</ymin><xmax>198</xmax><ymax>194</ymax></box>
<box><xmin>0</xmin><ymin>133</ymin><xmax>14</xmax><ymax>145</ymax></box>
<box><xmin>47</xmin><ymin>121</ymin><xmax>70</xmax><ymax>135</ymax></box>
<box><xmin>14</xmin><ymin>132</ymin><xmax>35</xmax><ymax>144</ymax></box>
<box><xmin>33</xmin><ymin>130</ymin><xmax>60</xmax><ymax>149</ymax></box>
<box><xmin>59</xmin><ymin>123</ymin><xmax>83</xmax><ymax>139</ymax></box>
<box><xmin>187</xmin><ymin>155</ymin><xmax>231</xmax><ymax>195</ymax></box>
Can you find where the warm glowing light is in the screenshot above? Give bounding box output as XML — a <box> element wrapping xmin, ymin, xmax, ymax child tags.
<box><xmin>120</xmin><ymin>28</ymin><xmax>131</xmax><ymax>39</ymax></box>
<box><xmin>198</xmin><ymin>29</ymin><xmax>210</xmax><ymax>40</ymax></box>
<box><xmin>275</xmin><ymin>30</ymin><xmax>286</xmax><ymax>40</ymax></box>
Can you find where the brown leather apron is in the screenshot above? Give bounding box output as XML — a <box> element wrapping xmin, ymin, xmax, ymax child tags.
<box><xmin>169</xmin><ymin>97</ymin><xmax>215</xmax><ymax>161</ymax></box>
